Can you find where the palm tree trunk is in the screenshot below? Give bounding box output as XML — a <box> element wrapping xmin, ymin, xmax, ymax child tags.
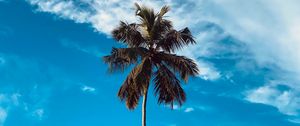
<box><xmin>142</xmin><ymin>86</ymin><xmax>149</xmax><ymax>126</ymax></box>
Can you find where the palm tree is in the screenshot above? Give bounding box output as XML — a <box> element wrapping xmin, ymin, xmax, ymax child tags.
<box><xmin>103</xmin><ymin>3</ymin><xmax>199</xmax><ymax>126</ymax></box>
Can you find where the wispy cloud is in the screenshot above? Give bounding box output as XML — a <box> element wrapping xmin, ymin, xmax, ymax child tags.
<box><xmin>32</xmin><ymin>108</ymin><xmax>44</xmax><ymax>120</ymax></box>
<box><xmin>0</xmin><ymin>93</ymin><xmax>21</xmax><ymax>125</ymax></box>
<box><xmin>199</xmin><ymin>0</ymin><xmax>300</xmax><ymax>118</ymax></box>
<box><xmin>202</xmin><ymin>0</ymin><xmax>300</xmax><ymax>75</ymax></box>
<box><xmin>184</xmin><ymin>107</ymin><xmax>195</xmax><ymax>113</ymax></box>
<box><xmin>27</xmin><ymin>0</ymin><xmax>91</xmax><ymax>24</ymax></box>
<box><xmin>0</xmin><ymin>107</ymin><xmax>7</xmax><ymax>126</ymax></box>
<box><xmin>169</xmin><ymin>105</ymin><xmax>201</xmax><ymax>113</ymax></box>
<box><xmin>81</xmin><ymin>85</ymin><xmax>96</xmax><ymax>93</ymax></box>
<box><xmin>246</xmin><ymin>83</ymin><xmax>300</xmax><ymax>116</ymax></box>
<box><xmin>27</xmin><ymin>0</ymin><xmax>140</xmax><ymax>34</ymax></box>
<box><xmin>0</xmin><ymin>52</ymin><xmax>85</xmax><ymax>122</ymax></box>
<box><xmin>0</xmin><ymin>91</ymin><xmax>47</xmax><ymax>124</ymax></box>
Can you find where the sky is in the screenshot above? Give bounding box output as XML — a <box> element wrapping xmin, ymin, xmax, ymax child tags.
<box><xmin>1</xmin><ymin>0</ymin><xmax>300</xmax><ymax>126</ymax></box>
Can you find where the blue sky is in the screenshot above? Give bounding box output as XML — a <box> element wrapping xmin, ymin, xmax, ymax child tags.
<box><xmin>1</xmin><ymin>0</ymin><xmax>300</xmax><ymax>126</ymax></box>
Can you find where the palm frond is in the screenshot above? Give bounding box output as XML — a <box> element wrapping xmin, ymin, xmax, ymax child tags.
<box><xmin>112</xmin><ymin>21</ymin><xmax>146</xmax><ymax>47</ymax></box>
<box><xmin>149</xmin><ymin>18</ymin><xmax>173</xmax><ymax>41</ymax></box>
<box><xmin>158</xmin><ymin>5</ymin><xmax>170</xmax><ymax>17</ymax></box>
<box><xmin>158</xmin><ymin>27</ymin><xmax>195</xmax><ymax>52</ymax></box>
<box><xmin>135</xmin><ymin>3</ymin><xmax>156</xmax><ymax>35</ymax></box>
<box><xmin>153</xmin><ymin>64</ymin><xmax>186</xmax><ymax>107</ymax></box>
<box><xmin>158</xmin><ymin>52</ymin><xmax>199</xmax><ymax>82</ymax></box>
<box><xmin>118</xmin><ymin>57</ymin><xmax>152</xmax><ymax>109</ymax></box>
<box><xmin>103</xmin><ymin>47</ymin><xmax>148</xmax><ymax>73</ymax></box>
<box><xmin>136</xmin><ymin>4</ymin><xmax>172</xmax><ymax>42</ymax></box>
<box><xmin>152</xmin><ymin>5</ymin><xmax>171</xmax><ymax>37</ymax></box>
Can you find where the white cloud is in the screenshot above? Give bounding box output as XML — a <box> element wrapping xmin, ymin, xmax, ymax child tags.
<box><xmin>10</xmin><ymin>93</ymin><xmax>21</xmax><ymax>106</ymax></box>
<box><xmin>27</xmin><ymin>0</ymin><xmax>172</xmax><ymax>34</ymax></box>
<box><xmin>81</xmin><ymin>85</ymin><xmax>96</xmax><ymax>93</ymax></box>
<box><xmin>32</xmin><ymin>108</ymin><xmax>44</xmax><ymax>120</ymax></box>
<box><xmin>202</xmin><ymin>0</ymin><xmax>300</xmax><ymax>73</ymax></box>
<box><xmin>0</xmin><ymin>107</ymin><xmax>7</xmax><ymax>126</ymax></box>
<box><xmin>168</xmin><ymin>105</ymin><xmax>204</xmax><ymax>113</ymax></box>
<box><xmin>184</xmin><ymin>107</ymin><xmax>195</xmax><ymax>113</ymax></box>
<box><xmin>0</xmin><ymin>93</ymin><xmax>21</xmax><ymax>106</ymax></box>
<box><xmin>28</xmin><ymin>0</ymin><xmax>90</xmax><ymax>23</ymax></box>
<box><xmin>246</xmin><ymin>84</ymin><xmax>300</xmax><ymax>116</ymax></box>
<box><xmin>0</xmin><ymin>53</ymin><xmax>78</xmax><ymax>121</ymax></box>
<box><xmin>0</xmin><ymin>90</ymin><xmax>47</xmax><ymax>121</ymax></box>
<box><xmin>289</xmin><ymin>118</ymin><xmax>300</xmax><ymax>124</ymax></box>
<box><xmin>177</xmin><ymin>27</ymin><xmax>225</xmax><ymax>80</ymax></box>
<box><xmin>0</xmin><ymin>93</ymin><xmax>22</xmax><ymax>126</ymax></box>
<box><xmin>194</xmin><ymin>0</ymin><xmax>300</xmax><ymax>115</ymax></box>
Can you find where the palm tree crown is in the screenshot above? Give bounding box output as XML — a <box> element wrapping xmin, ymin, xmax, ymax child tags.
<box><xmin>103</xmin><ymin>2</ymin><xmax>199</xmax><ymax>116</ymax></box>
